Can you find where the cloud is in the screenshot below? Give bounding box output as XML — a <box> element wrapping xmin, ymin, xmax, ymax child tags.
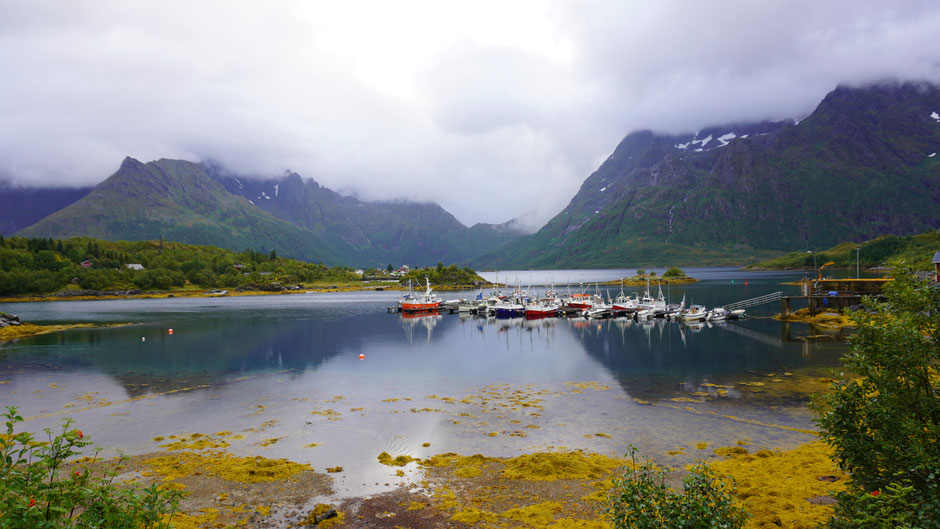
<box><xmin>1</xmin><ymin>0</ymin><xmax>938</xmax><ymax>228</ymax></box>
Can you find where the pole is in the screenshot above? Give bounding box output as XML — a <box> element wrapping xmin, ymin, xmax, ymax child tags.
<box><xmin>855</xmin><ymin>247</ymin><xmax>860</xmax><ymax>279</ymax></box>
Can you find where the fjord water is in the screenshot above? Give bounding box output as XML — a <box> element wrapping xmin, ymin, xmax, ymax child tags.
<box><xmin>0</xmin><ymin>268</ymin><xmax>847</xmax><ymax>496</ymax></box>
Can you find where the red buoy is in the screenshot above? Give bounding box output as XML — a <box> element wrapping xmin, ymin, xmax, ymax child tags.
<box><xmin>358</xmin><ymin>354</ymin><xmax>365</xmax><ymax>360</ymax></box>
<box><xmin>168</xmin><ymin>328</ymin><xmax>174</xmax><ymax>335</ymax></box>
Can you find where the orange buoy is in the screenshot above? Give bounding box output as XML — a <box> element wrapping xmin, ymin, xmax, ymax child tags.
<box><xmin>358</xmin><ymin>354</ymin><xmax>365</xmax><ymax>359</ymax></box>
<box><xmin>168</xmin><ymin>328</ymin><xmax>174</xmax><ymax>335</ymax></box>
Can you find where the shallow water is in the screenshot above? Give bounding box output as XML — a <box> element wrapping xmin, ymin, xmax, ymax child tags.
<box><xmin>0</xmin><ymin>269</ymin><xmax>847</xmax><ymax>497</ymax></box>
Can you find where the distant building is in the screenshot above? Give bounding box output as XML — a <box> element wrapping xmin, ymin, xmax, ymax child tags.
<box><xmin>354</xmin><ymin>269</ymin><xmax>364</xmax><ymax>276</ymax></box>
<box><xmin>232</xmin><ymin>264</ymin><xmax>246</xmax><ymax>270</ymax></box>
<box><xmin>933</xmin><ymin>251</ymin><xmax>940</xmax><ymax>282</ymax></box>
<box><xmin>126</xmin><ymin>263</ymin><xmax>145</xmax><ymax>271</ymax></box>
<box><xmin>80</xmin><ymin>260</ymin><xmax>93</xmax><ymax>268</ymax></box>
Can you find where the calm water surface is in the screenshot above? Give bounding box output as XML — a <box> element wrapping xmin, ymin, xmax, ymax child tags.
<box><xmin>0</xmin><ymin>269</ymin><xmax>847</xmax><ymax>497</ymax></box>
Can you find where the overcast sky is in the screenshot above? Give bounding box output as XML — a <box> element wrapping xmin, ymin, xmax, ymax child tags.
<box><xmin>2</xmin><ymin>1</ymin><xmax>939</xmax><ymax>229</ymax></box>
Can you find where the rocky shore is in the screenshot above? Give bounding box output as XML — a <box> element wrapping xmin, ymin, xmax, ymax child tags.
<box><xmin>0</xmin><ymin>312</ymin><xmax>22</xmax><ymax>327</ymax></box>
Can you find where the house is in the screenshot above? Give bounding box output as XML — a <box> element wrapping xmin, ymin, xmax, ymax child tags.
<box><xmin>126</xmin><ymin>263</ymin><xmax>145</xmax><ymax>271</ymax></box>
<box><xmin>354</xmin><ymin>269</ymin><xmax>364</xmax><ymax>276</ymax></box>
<box><xmin>80</xmin><ymin>260</ymin><xmax>93</xmax><ymax>268</ymax></box>
<box><xmin>933</xmin><ymin>251</ymin><xmax>940</xmax><ymax>282</ymax></box>
<box><xmin>232</xmin><ymin>264</ymin><xmax>246</xmax><ymax>270</ymax></box>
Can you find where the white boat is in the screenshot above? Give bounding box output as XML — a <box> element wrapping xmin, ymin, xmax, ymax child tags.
<box><xmin>651</xmin><ymin>284</ymin><xmax>668</xmax><ymax>316</ymax></box>
<box><xmin>707</xmin><ymin>307</ymin><xmax>728</xmax><ymax>321</ymax></box>
<box><xmin>680</xmin><ymin>304</ymin><xmax>708</xmax><ymax>321</ymax></box>
<box><xmin>611</xmin><ymin>280</ymin><xmax>639</xmax><ymax>313</ymax></box>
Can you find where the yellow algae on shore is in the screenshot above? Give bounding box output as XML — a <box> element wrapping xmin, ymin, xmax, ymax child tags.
<box><xmin>501</xmin><ymin>451</ymin><xmax>623</xmax><ymax>481</ymax></box>
<box><xmin>710</xmin><ymin>442</ymin><xmax>846</xmax><ymax>529</ymax></box>
<box><xmin>142</xmin><ymin>451</ymin><xmax>312</xmax><ymax>483</ymax></box>
<box><xmin>775</xmin><ymin>307</ymin><xmax>855</xmax><ymax>328</ymax></box>
<box><xmin>0</xmin><ymin>322</ymin><xmax>127</xmax><ymax>342</ymax></box>
<box><xmin>377</xmin><ymin>452</ymin><xmax>417</xmax><ymax>466</ymax></box>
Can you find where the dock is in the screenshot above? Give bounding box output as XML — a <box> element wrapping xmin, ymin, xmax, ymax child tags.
<box><xmin>780</xmin><ymin>278</ymin><xmax>890</xmax><ymax>317</ymax></box>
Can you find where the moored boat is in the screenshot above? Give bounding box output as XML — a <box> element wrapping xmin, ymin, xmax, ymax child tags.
<box><xmin>400</xmin><ymin>277</ymin><xmax>443</xmax><ymax>312</ymax></box>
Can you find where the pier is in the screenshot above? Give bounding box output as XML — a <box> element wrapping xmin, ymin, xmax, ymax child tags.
<box><xmin>779</xmin><ymin>278</ymin><xmax>891</xmax><ymax>317</ymax></box>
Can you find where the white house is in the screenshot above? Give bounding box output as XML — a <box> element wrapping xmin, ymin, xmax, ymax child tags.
<box><xmin>126</xmin><ymin>263</ymin><xmax>145</xmax><ymax>271</ymax></box>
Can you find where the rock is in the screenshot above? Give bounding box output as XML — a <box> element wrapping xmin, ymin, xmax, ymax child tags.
<box><xmin>817</xmin><ymin>475</ymin><xmax>840</xmax><ymax>482</ymax></box>
<box><xmin>314</xmin><ymin>509</ymin><xmax>337</xmax><ymax>524</ymax></box>
<box><xmin>0</xmin><ymin>313</ymin><xmax>22</xmax><ymax>327</ymax></box>
<box><xmin>807</xmin><ymin>495</ymin><xmax>838</xmax><ymax>505</ymax></box>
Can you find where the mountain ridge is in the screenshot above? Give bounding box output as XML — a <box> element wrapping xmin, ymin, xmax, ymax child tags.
<box><xmin>16</xmin><ymin>157</ymin><xmax>526</xmax><ymax>266</ymax></box>
<box><xmin>472</xmin><ymin>81</ymin><xmax>940</xmax><ymax>268</ymax></box>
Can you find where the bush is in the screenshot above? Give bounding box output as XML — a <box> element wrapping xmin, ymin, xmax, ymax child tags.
<box><xmin>0</xmin><ymin>406</ymin><xmax>183</xmax><ymax>528</ymax></box>
<box><xmin>0</xmin><ymin>406</ymin><xmax>182</xmax><ymax>529</ymax></box>
<box><xmin>663</xmin><ymin>267</ymin><xmax>686</xmax><ymax>278</ymax></box>
<box><xmin>606</xmin><ymin>446</ymin><xmax>747</xmax><ymax>529</ymax></box>
<box><xmin>814</xmin><ymin>270</ymin><xmax>940</xmax><ymax>528</ymax></box>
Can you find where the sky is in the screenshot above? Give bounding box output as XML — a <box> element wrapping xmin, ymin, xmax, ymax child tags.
<box><xmin>2</xmin><ymin>1</ymin><xmax>939</xmax><ymax>230</ymax></box>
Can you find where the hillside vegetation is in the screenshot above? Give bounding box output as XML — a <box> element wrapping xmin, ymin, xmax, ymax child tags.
<box><xmin>747</xmin><ymin>229</ymin><xmax>939</xmax><ymax>271</ymax></box>
<box><xmin>0</xmin><ymin>235</ymin><xmax>359</xmax><ymax>296</ymax></box>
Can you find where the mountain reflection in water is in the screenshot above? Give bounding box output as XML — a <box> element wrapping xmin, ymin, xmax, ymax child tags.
<box><xmin>0</xmin><ymin>273</ymin><xmax>847</xmax><ymax>496</ymax></box>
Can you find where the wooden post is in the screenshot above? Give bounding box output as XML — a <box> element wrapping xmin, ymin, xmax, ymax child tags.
<box><xmin>780</xmin><ymin>297</ymin><xmax>790</xmax><ymax>318</ymax></box>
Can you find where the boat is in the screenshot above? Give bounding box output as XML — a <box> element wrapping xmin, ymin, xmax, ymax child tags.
<box><xmin>524</xmin><ymin>299</ymin><xmax>558</xmax><ymax>318</ymax></box>
<box><xmin>707</xmin><ymin>307</ymin><xmax>728</xmax><ymax>321</ymax></box>
<box><xmin>663</xmin><ymin>294</ymin><xmax>686</xmax><ymax>320</ymax></box>
<box><xmin>611</xmin><ymin>281</ymin><xmax>639</xmax><ymax>313</ymax></box>
<box><xmin>679</xmin><ymin>304</ymin><xmax>708</xmax><ymax>322</ymax></box>
<box><xmin>400</xmin><ymin>277</ymin><xmax>442</xmax><ymax>312</ymax></box>
<box><xmin>566</xmin><ymin>283</ymin><xmax>604</xmax><ymax>310</ymax></box>
<box><xmin>492</xmin><ymin>286</ymin><xmax>527</xmax><ymax>317</ymax></box>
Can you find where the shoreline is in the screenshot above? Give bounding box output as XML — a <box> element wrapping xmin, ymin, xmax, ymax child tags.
<box><xmin>68</xmin><ymin>437</ymin><xmax>844</xmax><ymax>529</ymax></box>
<box><xmin>0</xmin><ymin>282</ymin><xmax>491</xmax><ymax>304</ymax></box>
<box><xmin>0</xmin><ymin>322</ymin><xmax>130</xmax><ymax>342</ymax></box>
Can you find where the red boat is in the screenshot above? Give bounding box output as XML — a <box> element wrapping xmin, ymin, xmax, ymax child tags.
<box><xmin>399</xmin><ymin>277</ymin><xmax>442</xmax><ymax>312</ymax></box>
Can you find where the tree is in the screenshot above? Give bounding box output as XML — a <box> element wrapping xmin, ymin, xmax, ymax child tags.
<box><xmin>814</xmin><ymin>270</ymin><xmax>940</xmax><ymax>527</ymax></box>
<box><xmin>663</xmin><ymin>267</ymin><xmax>685</xmax><ymax>278</ymax></box>
<box><xmin>387</xmin><ymin>263</ymin><xmax>393</xmax><ymax>273</ymax></box>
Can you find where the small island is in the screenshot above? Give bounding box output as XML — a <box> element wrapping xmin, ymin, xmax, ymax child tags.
<box><xmin>601</xmin><ymin>267</ymin><xmax>698</xmax><ymax>287</ymax></box>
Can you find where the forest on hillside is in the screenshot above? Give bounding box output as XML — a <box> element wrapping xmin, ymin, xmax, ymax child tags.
<box><xmin>0</xmin><ymin>235</ymin><xmax>359</xmax><ymax>296</ymax></box>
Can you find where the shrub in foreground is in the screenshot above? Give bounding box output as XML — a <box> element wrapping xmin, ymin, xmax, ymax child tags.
<box><xmin>814</xmin><ymin>271</ymin><xmax>940</xmax><ymax>528</ymax></box>
<box><xmin>606</xmin><ymin>446</ymin><xmax>747</xmax><ymax>529</ymax></box>
<box><xmin>0</xmin><ymin>406</ymin><xmax>183</xmax><ymax>528</ymax></box>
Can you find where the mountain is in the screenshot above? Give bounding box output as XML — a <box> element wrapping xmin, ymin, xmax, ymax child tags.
<box><xmin>17</xmin><ymin>158</ymin><xmax>524</xmax><ymax>267</ymax></box>
<box><xmin>0</xmin><ymin>185</ymin><xmax>92</xmax><ymax>235</ymax></box>
<box><xmin>17</xmin><ymin>157</ymin><xmax>356</xmax><ymax>265</ymax></box>
<box><xmin>208</xmin><ymin>168</ymin><xmax>524</xmax><ymax>266</ymax></box>
<box><xmin>474</xmin><ymin>82</ymin><xmax>940</xmax><ymax>268</ymax></box>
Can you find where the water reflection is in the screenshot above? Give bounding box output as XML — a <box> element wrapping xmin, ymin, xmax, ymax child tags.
<box><xmin>0</xmin><ymin>284</ymin><xmax>849</xmax><ymax>492</ymax></box>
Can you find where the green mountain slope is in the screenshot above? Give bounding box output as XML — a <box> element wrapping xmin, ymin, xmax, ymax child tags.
<box><xmin>210</xmin><ymin>169</ymin><xmax>524</xmax><ymax>266</ymax></box>
<box><xmin>17</xmin><ymin>158</ymin><xmax>355</xmax><ymax>265</ymax></box>
<box><xmin>748</xmin><ymin>229</ymin><xmax>940</xmax><ymax>272</ymax></box>
<box><xmin>474</xmin><ymin>82</ymin><xmax>940</xmax><ymax>268</ymax></box>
